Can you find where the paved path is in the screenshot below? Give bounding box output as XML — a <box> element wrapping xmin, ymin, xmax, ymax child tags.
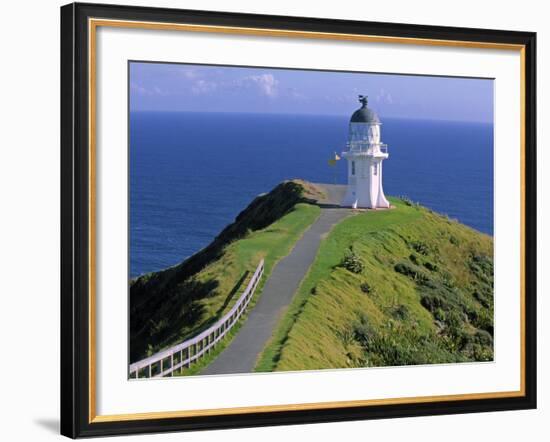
<box><xmin>201</xmin><ymin>185</ymin><xmax>349</xmax><ymax>375</ymax></box>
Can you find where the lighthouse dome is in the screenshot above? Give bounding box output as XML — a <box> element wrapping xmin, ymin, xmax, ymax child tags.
<box><xmin>350</xmin><ymin>107</ymin><xmax>380</xmax><ymax>123</ymax></box>
<box><xmin>350</xmin><ymin>95</ymin><xmax>380</xmax><ymax>124</ymax></box>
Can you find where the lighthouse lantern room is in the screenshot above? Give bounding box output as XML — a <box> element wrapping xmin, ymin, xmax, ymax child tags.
<box><xmin>342</xmin><ymin>95</ymin><xmax>390</xmax><ymax>209</ymax></box>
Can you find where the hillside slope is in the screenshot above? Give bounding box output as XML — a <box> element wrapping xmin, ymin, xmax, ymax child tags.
<box><xmin>130</xmin><ymin>180</ymin><xmax>324</xmax><ymax>362</ymax></box>
<box><xmin>256</xmin><ymin>197</ymin><xmax>494</xmax><ymax>372</ymax></box>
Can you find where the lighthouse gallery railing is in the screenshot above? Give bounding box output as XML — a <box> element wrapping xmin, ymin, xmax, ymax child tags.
<box><xmin>129</xmin><ymin>259</ymin><xmax>264</xmax><ymax>379</ymax></box>
<box><xmin>346</xmin><ymin>141</ymin><xmax>388</xmax><ymax>154</ymax></box>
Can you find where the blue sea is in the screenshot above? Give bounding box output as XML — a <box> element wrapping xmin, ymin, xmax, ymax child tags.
<box><xmin>130</xmin><ymin>112</ymin><xmax>493</xmax><ymax>278</ymax></box>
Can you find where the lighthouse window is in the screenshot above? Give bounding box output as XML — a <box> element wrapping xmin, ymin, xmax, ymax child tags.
<box><xmin>373</xmin><ymin>164</ymin><xmax>378</xmax><ymax>175</ymax></box>
<box><xmin>351</xmin><ymin>161</ymin><xmax>356</xmax><ymax>175</ymax></box>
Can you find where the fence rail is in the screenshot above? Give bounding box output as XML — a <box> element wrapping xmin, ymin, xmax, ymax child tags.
<box><xmin>129</xmin><ymin>259</ymin><xmax>264</xmax><ymax>379</ymax></box>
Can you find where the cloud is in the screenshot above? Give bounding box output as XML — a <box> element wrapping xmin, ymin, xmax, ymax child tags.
<box><xmin>131</xmin><ymin>82</ymin><xmax>168</xmax><ymax>96</ymax></box>
<box><xmin>286</xmin><ymin>87</ymin><xmax>306</xmax><ymax>100</ymax></box>
<box><xmin>240</xmin><ymin>74</ymin><xmax>279</xmax><ymax>97</ymax></box>
<box><xmin>179</xmin><ymin>67</ymin><xmax>199</xmax><ymax>79</ymax></box>
<box><xmin>191</xmin><ymin>79</ymin><xmax>218</xmax><ymax>95</ymax></box>
<box><xmin>131</xmin><ymin>81</ymin><xmax>150</xmax><ymax>96</ymax></box>
<box><xmin>153</xmin><ymin>86</ymin><xmax>168</xmax><ymax>96</ymax></box>
<box><xmin>188</xmin><ymin>73</ymin><xmax>280</xmax><ymax>98</ymax></box>
<box><xmin>375</xmin><ymin>88</ymin><xmax>394</xmax><ymax>105</ymax></box>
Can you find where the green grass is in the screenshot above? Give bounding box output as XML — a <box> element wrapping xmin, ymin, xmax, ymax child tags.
<box><xmin>255</xmin><ymin>197</ymin><xmax>493</xmax><ymax>372</ymax></box>
<box><xmin>130</xmin><ymin>199</ymin><xmax>320</xmax><ymax>363</ymax></box>
<box><xmin>188</xmin><ymin>201</ymin><xmax>321</xmax><ymax>338</ymax></box>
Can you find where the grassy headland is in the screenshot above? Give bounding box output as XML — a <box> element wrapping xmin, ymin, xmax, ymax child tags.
<box><xmin>255</xmin><ymin>197</ymin><xmax>494</xmax><ymax>372</ymax></box>
<box><xmin>130</xmin><ymin>180</ymin><xmax>323</xmax><ymax>363</ymax></box>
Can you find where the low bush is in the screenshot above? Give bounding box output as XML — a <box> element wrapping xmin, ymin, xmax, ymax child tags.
<box><xmin>360</xmin><ymin>282</ymin><xmax>372</xmax><ymax>294</ymax></box>
<box><xmin>392</xmin><ymin>304</ymin><xmax>410</xmax><ymax>321</ymax></box>
<box><xmin>394</xmin><ymin>261</ymin><xmax>430</xmax><ymax>284</ymax></box>
<box><xmin>472</xmin><ymin>290</ymin><xmax>490</xmax><ymax>308</ymax></box>
<box><xmin>433</xmin><ymin>307</ymin><xmax>446</xmax><ymax>322</ymax></box>
<box><xmin>340</xmin><ymin>246</ymin><xmax>364</xmax><ymax>274</ymax></box>
<box><xmin>410</xmin><ymin>240</ymin><xmax>430</xmax><ymax>256</ymax></box>
<box><xmin>420</xmin><ymin>294</ymin><xmax>450</xmax><ymax>313</ymax></box>
<box><xmin>353</xmin><ymin>313</ymin><xmax>459</xmax><ymax>366</ymax></box>
<box><xmin>474</xmin><ymin>329</ymin><xmax>493</xmax><ymax>346</ymax></box>
<box><xmin>471</xmin><ymin>308</ymin><xmax>494</xmax><ymax>336</ymax></box>
<box><xmin>423</xmin><ymin>261</ymin><xmax>438</xmax><ymax>272</ymax></box>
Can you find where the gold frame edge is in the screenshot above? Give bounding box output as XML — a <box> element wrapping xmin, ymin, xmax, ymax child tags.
<box><xmin>87</xmin><ymin>18</ymin><xmax>527</xmax><ymax>423</ymax></box>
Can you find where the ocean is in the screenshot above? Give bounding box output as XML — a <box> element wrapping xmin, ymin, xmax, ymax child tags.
<box><xmin>130</xmin><ymin>111</ymin><xmax>493</xmax><ymax>278</ymax></box>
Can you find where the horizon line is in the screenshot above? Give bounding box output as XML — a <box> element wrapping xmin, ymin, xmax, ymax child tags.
<box><xmin>128</xmin><ymin>109</ymin><xmax>493</xmax><ymax>125</ymax></box>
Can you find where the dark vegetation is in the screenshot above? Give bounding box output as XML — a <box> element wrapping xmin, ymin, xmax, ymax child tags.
<box><xmin>340</xmin><ymin>246</ymin><xmax>365</xmax><ymax>274</ymax></box>
<box><xmin>354</xmin><ymin>215</ymin><xmax>494</xmax><ymax>366</ymax></box>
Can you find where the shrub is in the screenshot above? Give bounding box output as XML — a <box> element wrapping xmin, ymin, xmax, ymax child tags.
<box><xmin>341</xmin><ymin>246</ymin><xmax>364</xmax><ymax>274</ymax></box>
<box><xmin>465</xmin><ymin>307</ymin><xmax>478</xmax><ymax>323</ymax></box>
<box><xmin>392</xmin><ymin>304</ymin><xmax>410</xmax><ymax>321</ymax></box>
<box><xmin>473</xmin><ymin>345</ymin><xmax>493</xmax><ymax>361</ymax></box>
<box><xmin>399</xmin><ymin>196</ymin><xmax>419</xmax><ymax>208</ymax></box>
<box><xmin>471</xmin><ymin>309</ymin><xmax>494</xmax><ymax>336</ymax></box>
<box><xmin>423</xmin><ymin>261</ymin><xmax>438</xmax><ymax>272</ymax></box>
<box><xmin>441</xmin><ymin>271</ymin><xmax>456</xmax><ymax>288</ymax></box>
<box><xmin>395</xmin><ymin>262</ymin><xmax>413</xmax><ymax>277</ymax></box>
<box><xmin>445</xmin><ymin>310</ymin><xmax>462</xmax><ymax>330</ymax></box>
<box><xmin>410</xmin><ymin>241</ymin><xmax>430</xmax><ymax>256</ymax></box>
<box><xmin>474</xmin><ymin>329</ymin><xmax>493</xmax><ymax>346</ymax></box>
<box><xmin>468</xmin><ymin>254</ymin><xmax>494</xmax><ymax>286</ymax></box>
<box><xmin>470</xmin><ymin>254</ymin><xmax>493</xmax><ymax>274</ymax></box>
<box><xmin>352</xmin><ymin>314</ymin><xmax>375</xmax><ymax>344</ymax></box>
<box><xmin>433</xmin><ymin>307</ymin><xmax>446</xmax><ymax>322</ymax></box>
<box><xmin>420</xmin><ymin>294</ymin><xmax>449</xmax><ymax>313</ymax></box>
<box><xmin>338</xmin><ymin>327</ymin><xmax>355</xmax><ymax>347</ymax></box>
<box><xmin>360</xmin><ymin>282</ymin><xmax>372</xmax><ymax>294</ymax></box>
<box><xmin>394</xmin><ymin>262</ymin><xmax>429</xmax><ymax>284</ymax></box>
<box><xmin>472</xmin><ymin>290</ymin><xmax>490</xmax><ymax>308</ymax></box>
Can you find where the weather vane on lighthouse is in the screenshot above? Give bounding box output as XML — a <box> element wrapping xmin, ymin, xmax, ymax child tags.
<box><xmin>341</xmin><ymin>94</ymin><xmax>390</xmax><ymax>209</ymax></box>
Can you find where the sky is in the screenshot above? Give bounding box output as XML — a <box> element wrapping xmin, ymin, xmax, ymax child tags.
<box><xmin>130</xmin><ymin>62</ymin><xmax>494</xmax><ymax>123</ymax></box>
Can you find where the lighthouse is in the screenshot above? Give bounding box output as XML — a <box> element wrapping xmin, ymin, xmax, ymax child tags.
<box><xmin>342</xmin><ymin>95</ymin><xmax>390</xmax><ymax>209</ymax></box>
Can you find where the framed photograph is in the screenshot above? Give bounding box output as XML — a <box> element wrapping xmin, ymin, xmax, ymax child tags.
<box><xmin>60</xmin><ymin>2</ymin><xmax>537</xmax><ymax>438</ymax></box>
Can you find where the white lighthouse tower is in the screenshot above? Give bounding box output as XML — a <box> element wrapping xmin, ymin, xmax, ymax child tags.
<box><xmin>342</xmin><ymin>95</ymin><xmax>390</xmax><ymax>209</ymax></box>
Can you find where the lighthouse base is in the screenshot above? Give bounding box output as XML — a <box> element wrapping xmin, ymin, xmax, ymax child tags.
<box><xmin>341</xmin><ymin>168</ymin><xmax>390</xmax><ymax>209</ymax></box>
<box><xmin>342</xmin><ymin>189</ymin><xmax>390</xmax><ymax>210</ymax></box>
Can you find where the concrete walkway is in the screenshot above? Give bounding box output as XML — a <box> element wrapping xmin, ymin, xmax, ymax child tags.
<box><xmin>201</xmin><ymin>185</ymin><xmax>349</xmax><ymax>375</ymax></box>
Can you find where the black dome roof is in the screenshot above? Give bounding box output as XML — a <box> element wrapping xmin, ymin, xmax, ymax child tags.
<box><xmin>350</xmin><ymin>95</ymin><xmax>380</xmax><ymax>124</ymax></box>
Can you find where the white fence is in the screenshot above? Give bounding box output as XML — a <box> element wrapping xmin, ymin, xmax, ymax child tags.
<box><xmin>129</xmin><ymin>259</ymin><xmax>264</xmax><ymax>379</ymax></box>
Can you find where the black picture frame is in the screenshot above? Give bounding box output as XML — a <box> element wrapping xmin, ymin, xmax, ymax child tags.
<box><xmin>61</xmin><ymin>2</ymin><xmax>537</xmax><ymax>438</ymax></box>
